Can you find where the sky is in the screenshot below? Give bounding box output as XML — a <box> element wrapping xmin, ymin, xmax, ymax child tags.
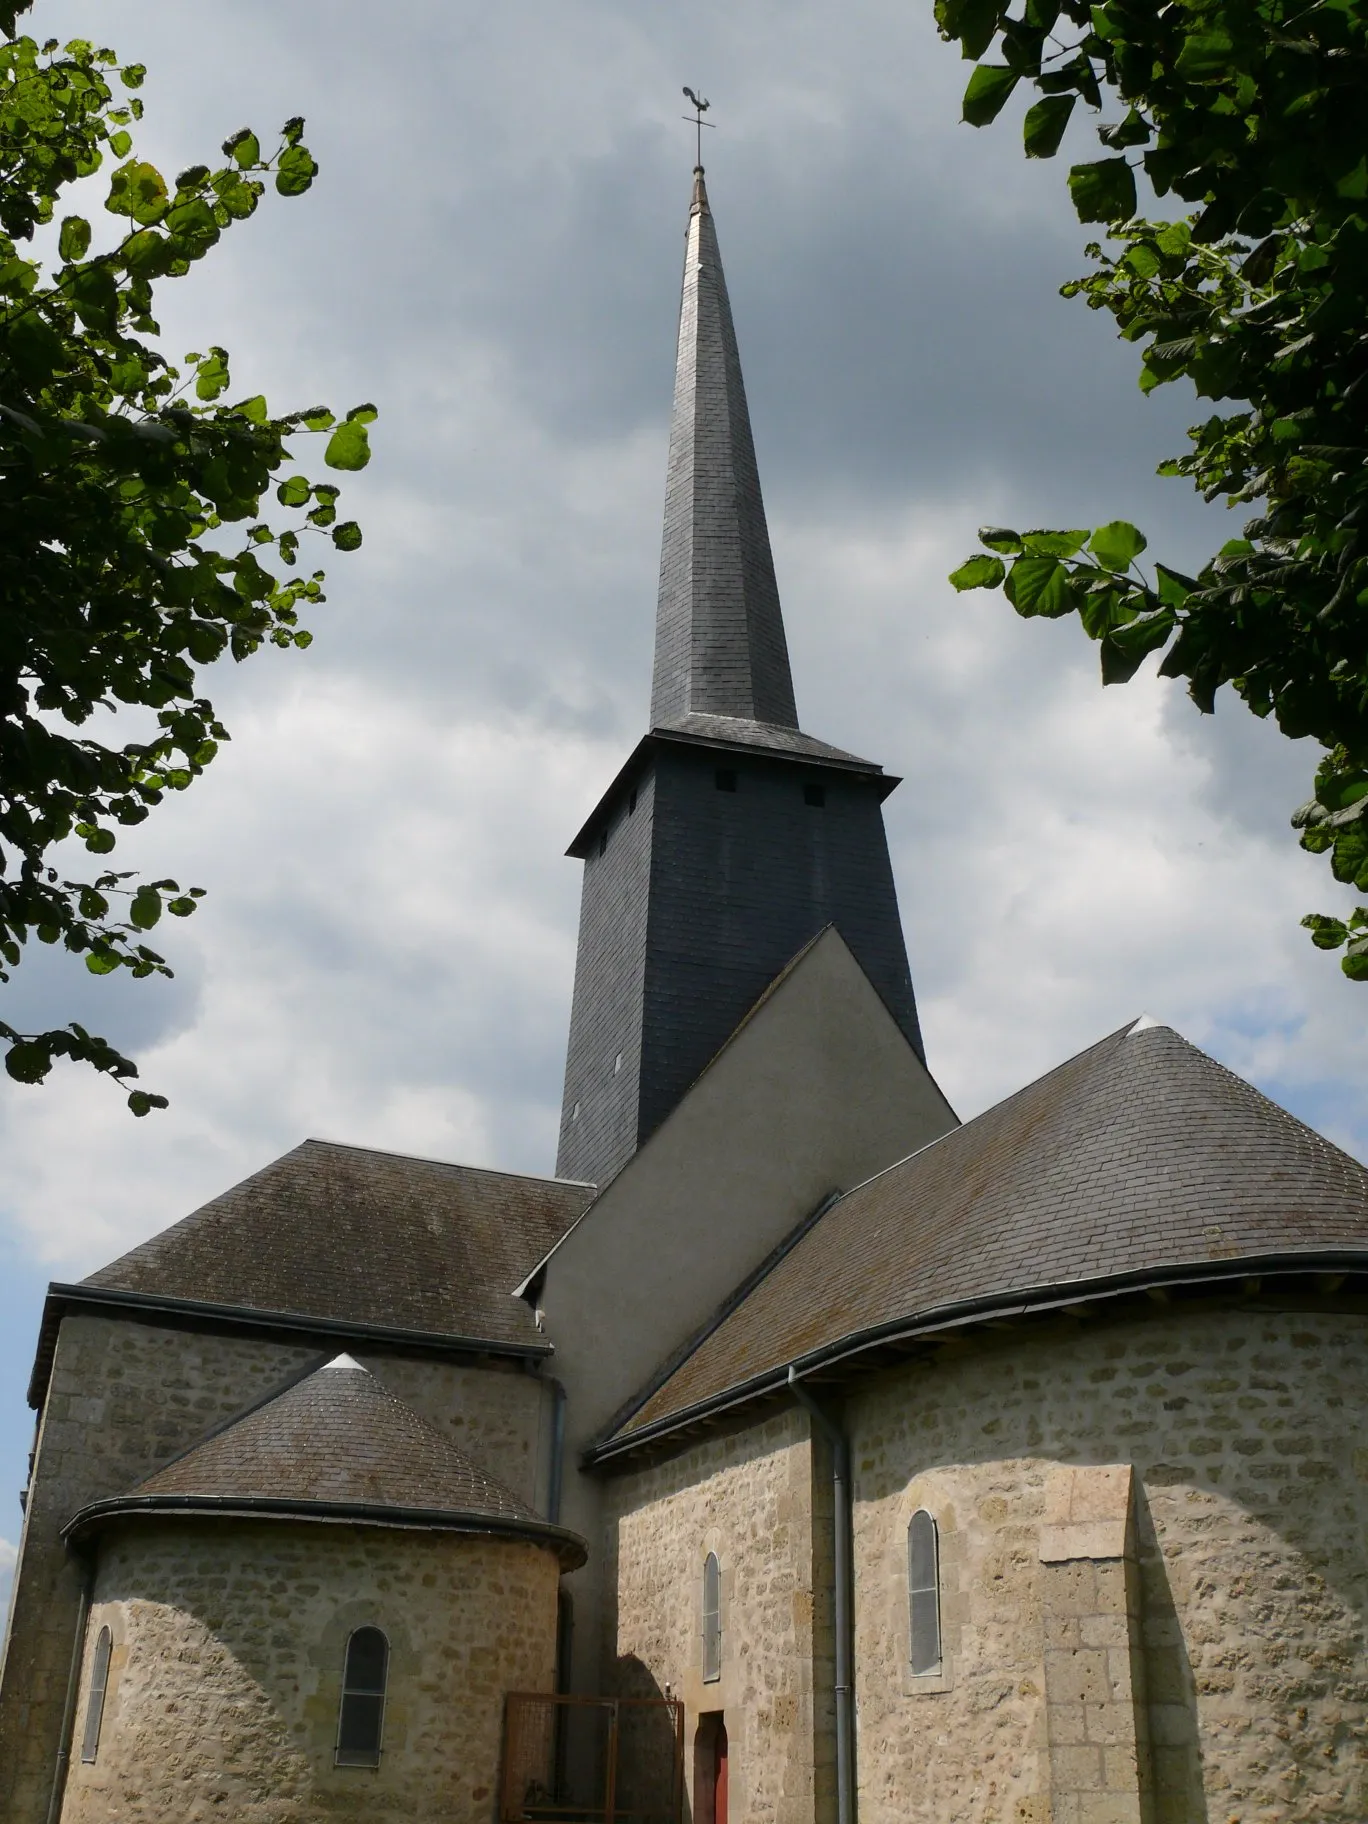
<box><xmin>1</xmin><ymin>0</ymin><xmax>1364</xmax><ymax>1624</ymax></box>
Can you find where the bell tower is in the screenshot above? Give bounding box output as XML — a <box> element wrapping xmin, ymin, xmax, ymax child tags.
<box><xmin>556</xmin><ymin>167</ymin><xmax>925</xmax><ymax>1187</ymax></box>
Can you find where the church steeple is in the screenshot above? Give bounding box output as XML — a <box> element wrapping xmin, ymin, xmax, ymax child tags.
<box><xmin>651</xmin><ymin>169</ymin><xmax>798</xmax><ymax>730</ymax></box>
<box><xmin>555</xmin><ymin>167</ymin><xmax>925</xmax><ymax>1189</ymax></box>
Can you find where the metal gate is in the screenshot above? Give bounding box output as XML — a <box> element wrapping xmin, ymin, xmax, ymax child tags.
<box><xmin>500</xmin><ymin>1693</ymin><xmax>684</xmax><ymax>1824</ymax></box>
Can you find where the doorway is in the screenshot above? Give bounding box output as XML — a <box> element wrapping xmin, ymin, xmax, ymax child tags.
<box><xmin>693</xmin><ymin>1713</ymin><xmax>727</xmax><ymax>1824</ymax></box>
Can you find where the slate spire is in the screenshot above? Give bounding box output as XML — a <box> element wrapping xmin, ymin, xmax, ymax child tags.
<box><xmin>555</xmin><ymin>166</ymin><xmax>926</xmax><ymax>1190</ymax></box>
<box><xmin>651</xmin><ymin>168</ymin><xmax>799</xmax><ymax>730</ymax></box>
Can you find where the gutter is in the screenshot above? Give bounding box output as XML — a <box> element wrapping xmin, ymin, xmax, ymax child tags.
<box><xmin>45</xmin><ymin>1550</ymin><xmax>94</xmax><ymax>1824</ymax></box>
<box><xmin>586</xmin><ymin>1249</ymin><xmax>1368</xmax><ymax>1465</ymax></box>
<box><xmin>62</xmin><ymin>1493</ymin><xmax>588</xmax><ymax>1572</ymax></box>
<box><xmin>788</xmin><ymin>1367</ymin><xmax>855</xmax><ymax>1824</ymax></box>
<box><xmin>29</xmin><ymin>1283</ymin><xmax>553</xmax><ymax>1410</ymax></box>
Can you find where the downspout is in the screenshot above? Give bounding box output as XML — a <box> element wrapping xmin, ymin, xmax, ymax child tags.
<box><xmin>788</xmin><ymin>1365</ymin><xmax>855</xmax><ymax>1824</ymax></box>
<box><xmin>45</xmin><ymin>1550</ymin><xmax>94</xmax><ymax>1824</ymax></box>
<box><xmin>546</xmin><ymin>1376</ymin><xmax>567</xmax><ymax>1527</ymax></box>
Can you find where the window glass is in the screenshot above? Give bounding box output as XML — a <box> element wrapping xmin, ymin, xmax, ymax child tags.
<box><xmin>908</xmin><ymin>1510</ymin><xmax>942</xmax><ymax>1675</ymax></box>
<box><xmin>80</xmin><ymin>1625</ymin><xmax>112</xmax><ymax>1763</ymax></box>
<box><xmin>702</xmin><ymin>1552</ymin><xmax>721</xmax><ymax>1683</ymax></box>
<box><xmin>337</xmin><ymin>1626</ymin><xmax>389</xmax><ymax>1767</ymax></box>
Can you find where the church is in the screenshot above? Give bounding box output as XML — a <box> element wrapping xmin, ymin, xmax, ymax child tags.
<box><xmin>2</xmin><ymin>164</ymin><xmax>1367</xmax><ymax>1824</ymax></box>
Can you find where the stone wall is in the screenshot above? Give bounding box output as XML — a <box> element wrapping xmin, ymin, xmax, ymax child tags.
<box><xmin>0</xmin><ymin>1311</ymin><xmax>544</xmax><ymax>1824</ymax></box>
<box><xmin>59</xmin><ymin>1519</ymin><xmax>559</xmax><ymax>1824</ymax></box>
<box><xmin>602</xmin><ymin>1407</ymin><xmax>834</xmax><ymax>1824</ymax></box>
<box><xmin>848</xmin><ymin>1302</ymin><xmax>1368</xmax><ymax>1824</ymax></box>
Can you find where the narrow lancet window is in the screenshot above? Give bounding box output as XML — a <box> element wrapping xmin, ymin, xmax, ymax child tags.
<box><xmin>908</xmin><ymin>1510</ymin><xmax>941</xmax><ymax>1675</ymax></box>
<box><xmin>80</xmin><ymin>1624</ymin><xmax>112</xmax><ymax>1763</ymax></box>
<box><xmin>702</xmin><ymin>1552</ymin><xmax>722</xmax><ymax>1683</ymax></box>
<box><xmin>336</xmin><ymin>1626</ymin><xmax>389</xmax><ymax>1767</ymax></box>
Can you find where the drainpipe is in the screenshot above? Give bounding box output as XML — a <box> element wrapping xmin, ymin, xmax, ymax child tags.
<box><xmin>788</xmin><ymin>1365</ymin><xmax>855</xmax><ymax>1824</ymax></box>
<box><xmin>546</xmin><ymin>1376</ymin><xmax>567</xmax><ymax>1527</ymax></box>
<box><xmin>46</xmin><ymin>1551</ymin><xmax>95</xmax><ymax>1824</ymax></box>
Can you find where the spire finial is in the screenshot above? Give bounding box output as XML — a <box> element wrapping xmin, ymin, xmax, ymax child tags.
<box><xmin>681</xmin><ymin>86</ymin><xmax>714</xmax><ymax>169</ymax></box>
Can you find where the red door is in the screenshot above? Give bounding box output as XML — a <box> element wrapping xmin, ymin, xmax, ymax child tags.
<box><xmin>714</xmin><ymin>1718</ymin><xmax>728</xmax><ymax>1824</ymax></box>
<box><xmin>694</xmin><ymin>1714</ymin><xmax>728</xmax><ymax>1824</ymax></box>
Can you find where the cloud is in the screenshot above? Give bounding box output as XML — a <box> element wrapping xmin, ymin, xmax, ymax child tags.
<box><xmin>3</xmin><ymin>0</ymin><xmax>1364</xmax><ymax>1518</ymax></box>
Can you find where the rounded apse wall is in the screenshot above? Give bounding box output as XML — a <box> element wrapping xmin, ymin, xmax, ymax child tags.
<box><xmin>60</xmin><ymin>1519</ymin><xmax>561</xmax><ymax>1824</ymax></box>
<box><xmin>848</xmin><ymin>1302</ymin><xmax>1368</xmax><ymax>1824</ymax></box>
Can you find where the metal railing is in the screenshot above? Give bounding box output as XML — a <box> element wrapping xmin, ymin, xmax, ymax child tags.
<box><xmin>501</xmin><ymin>1693</ymin><xmax>684</xmax><ymax>1824</ymax></box>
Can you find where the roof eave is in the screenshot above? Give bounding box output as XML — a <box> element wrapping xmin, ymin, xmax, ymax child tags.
<box><xmin>62</xmin><ymin>1492</ymin><xmax>588</xmax><ymax>1571</ymax></box>
<box><xmin>584</xmin><ymin>1246</ymin><xmax>1368</xmax><ymax>1467</ymax></box>
<box><xmin>28</xmin><ymin>1282</ymin><xmax>554</xmax><ymax>1411</ymax></box>
<box><xmin>566</xmin><ymin>729</ymin><xmax>897</xmax><ymax>857</ymax></box>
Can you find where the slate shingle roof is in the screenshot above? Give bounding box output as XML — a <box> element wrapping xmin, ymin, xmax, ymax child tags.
<box><xmin>82</xmin><ymin>1139</ymin><xmax>594</xmax><ymax>1348</ymax></box>
<box><xmin>654</xmin><ymin>713</ymin><xmax>883</xmax><ymax>773</ymax></box>
<box><xmin>650</xmin><ymin>167</ymin><xmax>798</xmax><ymax>730</ymax></box>
<box><xmin>65</xmin><ymin>1356</ymin><xmax>586</xmax><ymax>1564</ymax></box>
<box><xmin>606</xmin><ymin>1021</ymin><xmax>1368</xmax><ymax>1448</ymax></box>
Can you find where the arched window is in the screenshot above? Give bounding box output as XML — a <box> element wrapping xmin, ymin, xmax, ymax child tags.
<box><xmin>908</xmin><ymin>1510</ymin><xmax>941</xmax><ymax>1676</ymax></box>
<box><xmin>336</xmin><ymin>1626</ymin><xmax>389</xmax><ymax>1767</ymax></box>
<box><xmin>702</xmin><ymin>1552</ymin><xmax>722</xmax><ymax>1683</ymax></box>
<box><xmin>80</xmin><ymin>1625</ymin><xmax>112</xmax><ymax>1763</ymax></box>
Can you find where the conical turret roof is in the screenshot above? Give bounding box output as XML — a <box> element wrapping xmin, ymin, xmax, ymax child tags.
<box><xmin>651</xmin><ymin>167</ymin><xmax>799</xmax><ymax>731</ymax></box>
<box><xmin>65</xmin><ymin>1355</ymin><xmax>585</xmax><ymax>1565</ymax></box>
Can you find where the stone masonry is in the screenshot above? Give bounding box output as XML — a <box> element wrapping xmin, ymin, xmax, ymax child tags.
<box><xmin>848</xmin><ymin>1302</ymin><xmax>1368</xmax><ymax>1824</ymax></box>
<box><xmin>602</xmin><ymin>1406</ymin><xmax>836</xmax><ymax>1824</ymax></box>
<box><xmin>0</xmin><ymin>1312</ymin><xmax>544</xmax><ymax>1824</ymax></box>
<box><xmin>59</xmin><ymin>1521</ymin><xmax>558</xmax><ymax>1824</ymax></box>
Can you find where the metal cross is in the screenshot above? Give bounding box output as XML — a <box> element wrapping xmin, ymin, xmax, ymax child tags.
<box><xmin>681</xmin><ymin>87</ymin><xmax>714</xmax><ymax>167</ymax></box>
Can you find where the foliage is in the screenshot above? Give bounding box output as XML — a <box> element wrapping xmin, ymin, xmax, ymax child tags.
<box><xmin>937</xmin><ymin>0</ymin><xmax>1368</xmax><ymax>980</ymax></box>
<box><xmin>1</xmin><ymin>30</ymin><xmax>374</xmax><ymax>1108</ymax></box>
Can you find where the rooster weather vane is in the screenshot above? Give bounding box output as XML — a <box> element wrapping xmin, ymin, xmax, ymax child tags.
<box><xmin>682</xmin><ymin>87</ymin><xmax>714</xmax><ymax>167</ymax></box>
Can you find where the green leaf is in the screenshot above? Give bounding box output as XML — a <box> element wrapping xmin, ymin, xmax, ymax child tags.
<box><xmin>1023</xmin><ymin>95</ymin><xmax>1075</xmax><ymax>159</ymax></box>
<box><xmin>58</xmin><ymin>216</ymin><xmax>91</xmax><ymax>262</ymax></box>
<box><xmin>331</xmin><ymin>520</ymin><xmax>363</xmax><ymax>552</ymax></box>
<box><xmin>121</xmin><ymin>62</ymin><xmax>146</xmax><ymax>88</ymax></box>
<box><xmin>85</xmin><ymin>952</ymin><xmax>120</xmax><ymax>976</ymax></box>
<box><xmin>5</xmin><ymin>1042</ymin><xmax>52</xmax><ymax>1085</ymax></box>
<box><xmin>276</xmin><ymin>474</ymin><xmax>311</xmax><ymax>507</ymax></box>
<box><xmin>222</xmin><ymin>128</ymin><xmax>261</xmax><ymax>167</ymax></box>
<box><xmin>949</xmin><ymin>553</ymin><xmax>1006</xmax><ymax>590</ymax></box>
<box><xmin>1088</xmin><ymin>520</ymin><xmax>1148</xmax><ymax>570</ymax></box>
<box><xmin>1175</xmin><ymin>27</ymin><xmax>1235</xmax><ymax>82</ymax></box>
<box><xmin>1303</xmin><ymin>913</ymin><xmax>1349</xmax><ymax>950</ymax></box>
<box><xmin>1154</xmin><ymin>564</ymin><xmax>1195</xmax><ymax>608</ymax></box>
<box><xmin>275</xmin><ymin>144</ymin><xmax>319</xmax><ymax>197</ymax></box>
<box><xmin>107</xmin><ymin>159</ymin><xmax>168</xmax><ymax>224</ymax></box>
<box><xmin>127</xmin><ymin>1089</ymin><xmax>168</xmax><ymax>1116</ymax></box>
<box><xmin>1004</xmin><ymin>555</ymin><xmax>1076</xmax><ymax>617</ymax></box>
<box><xmin>979</xmin><ymin>526</ymin><xmax>1023</xmax><ymax>554</ymax></box>
<box><xmin>109</xmin><ymin>128</ymin><xmax>132</xmax><ymax>158</ymax></box>
<box><xmin>1022</xmin><ymin>529</ymin><xmax>1089</xmax><ymax>558</ymax></box>
<box><xmin>1099</xmin><ymin>608</ymin><xmax>1175</xmax><ymax>682</ymax></box>
<box><xmin>130</xmin><ymin>887</ymin><xmax>162</xmax><ymax>930</ymax></box>
<box><xmin>324</xmin><ymin>419</ymin><xmax>371</xmax><ymax>471</ymax></box>
<box><xmin>1067</xmin><ymin>157</ymin><xmax>1137</xmax><ymax>223</ymax></box>
<box><xmin>195</xmin><ymin>348</ymin><xmax>230</xmax><ymax>401</ymax></box>
<box><xmin>346</xmin><ymin>402</ymin><xmax>379</xmax><ymax>425</ymax></box>
<box><xmin>121</xmin><ymin>230</ymin><xmax>169</xmax><ymax>278</ymax></box>
<box><xmin>962</xmin><ymin>65</ymin><xmax>1020</xmax><ymax>127</ymax></box>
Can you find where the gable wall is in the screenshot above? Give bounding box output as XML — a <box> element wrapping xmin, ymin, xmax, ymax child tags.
<box><xmin>846</xmin><ymin>1304</ymin><xmax>1368</xmax><ymax>1824</ymax></box>
<box><xmin>0</xmin><ymin>1312</ymin><xmax>544</xmax><ymax>1824</ymax></box>
<box><xmin>602</xmin><ymin>1406</ymin><xmax>834</xmax><ymax>1824</ymax></box>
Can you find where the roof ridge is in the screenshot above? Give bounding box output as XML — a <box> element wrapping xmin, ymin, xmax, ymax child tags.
<box><xmin>297</xmin><ymin>1137</ymin><xmax>594</xmax><ymax>1188</ymax></box>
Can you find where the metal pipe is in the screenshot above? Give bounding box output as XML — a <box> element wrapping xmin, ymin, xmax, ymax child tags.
<box><xmin>45</xmin><ymin>1551</ymin><xmax>94</xmax><ymax>1824</ymax></box>
<box><xmin>547</xmin><ymin>1377</ymin><xmax>567</xmax><ymax>1527</ymax></box>
<box><xmin>788</xmin><ymin>1365</ymin><xmax>854</xmax><ymax>1824</ymax></box>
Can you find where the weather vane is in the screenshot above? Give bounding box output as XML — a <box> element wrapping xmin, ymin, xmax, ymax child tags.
<box><xmin>682</xmin><ymin>87</ymin><xmax>714</xmax><ymax>167</ymax></box>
